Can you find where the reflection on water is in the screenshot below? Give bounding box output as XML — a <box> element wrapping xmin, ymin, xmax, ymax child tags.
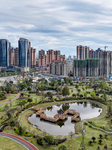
<box><xmin>28</xmin><ymin>102</ymin><xmax>102</xmax><ymax>135</ymax></box>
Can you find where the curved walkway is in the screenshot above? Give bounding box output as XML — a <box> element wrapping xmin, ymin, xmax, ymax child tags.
<box><xmin>0</xmin><ymin>91</ymin><xmax>23</xmax><ymax>105</ymax></box>
<box><xmin>84</xmin><ymin>120</ymin><xmax>112</xmax><ymax>134</ymax></box>
<box><xmin>0</xmin><ymin>133</ymin><xmax>38</xmax><ymax>150</ymax></box>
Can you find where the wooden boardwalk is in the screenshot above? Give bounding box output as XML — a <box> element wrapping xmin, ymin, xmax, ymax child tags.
<box><xmin>32</xmin><ymin>107</ymin><xmax>80</xmax><ymax>123</ymax></box>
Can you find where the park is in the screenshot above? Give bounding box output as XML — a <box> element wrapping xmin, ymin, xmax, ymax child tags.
<box><xmin>0</xmin><ymin>73</ymin><xmax>112</xmax><ymax>150</ymax></box>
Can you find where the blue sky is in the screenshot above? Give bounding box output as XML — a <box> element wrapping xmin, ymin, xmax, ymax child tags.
<box><xmin>0</xmin><ymin>0</ymin><xmax>112</xmax><ymax>57</ymax></box>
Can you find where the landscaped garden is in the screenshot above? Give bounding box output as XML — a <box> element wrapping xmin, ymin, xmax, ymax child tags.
<box><xmin>0</xmin><ymin>76</ymin><xmax>112</xmax><ymax>149</ymax></box>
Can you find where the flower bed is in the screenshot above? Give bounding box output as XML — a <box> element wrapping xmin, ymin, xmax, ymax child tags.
<box><xmin>0</xmin><ymin>96</ymin><xmax>7</xmax><ymax>101</ymax></box>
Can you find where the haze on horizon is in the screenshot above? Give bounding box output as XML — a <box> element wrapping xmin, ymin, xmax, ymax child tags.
<box><xmin>0</xmin><ymin>0</ymin><xmax>112</xmax><ymax>57</ymax></box>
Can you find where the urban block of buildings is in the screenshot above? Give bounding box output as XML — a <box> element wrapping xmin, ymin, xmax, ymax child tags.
<box><xmin>0</xmin><ymin>38</ymin><xmax>36</xmax><ymax>72</ymax></box>
<box><xmin>38</xmin><ymin>49</ymin><xmax>65</xmax><ymax>67</ymax></box>
<box><xmin>49</xmin><ymin>45</ymin><xmax>112</xmax><ymax>78</ymax></box>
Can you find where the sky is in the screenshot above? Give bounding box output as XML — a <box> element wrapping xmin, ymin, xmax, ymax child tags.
<box><xmin>1</xmin><ymin>0</ymin><xmax>112</xmax><ymax>58</ymax></box>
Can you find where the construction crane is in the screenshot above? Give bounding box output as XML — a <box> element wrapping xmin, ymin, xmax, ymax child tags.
<box><xmin>100</xmin><ymin>46</ymin><xmax>108</xmax><ymax>50</ymax></box>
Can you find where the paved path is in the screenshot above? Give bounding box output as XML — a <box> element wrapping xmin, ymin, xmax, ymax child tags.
<box><xmin>0</xmin><ymin>91</ymin><xmax>23</xmax><ymax>105</ymax></box>
<box><xmin>0</xmin><ymin>133</ymin><xmax>38</xmax><ymax>150</ymax></box>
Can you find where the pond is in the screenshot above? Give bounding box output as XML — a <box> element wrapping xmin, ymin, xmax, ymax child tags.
<box><xmin>28</xmin><ymin>101</ymin><xmax>102</xmax><ymax>136</ymax></box>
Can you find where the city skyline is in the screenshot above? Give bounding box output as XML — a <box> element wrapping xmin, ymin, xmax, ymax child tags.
<box><xmin>1</xmin><ymin>0</ymin><xmax>112</xmax><ymax>57</ymax></box>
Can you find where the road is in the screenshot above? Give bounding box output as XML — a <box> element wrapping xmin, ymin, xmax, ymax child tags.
<box><xmin>0</xmin><ymin>133</ymin><xmax>38</xmax><ymax>150</ymax></box>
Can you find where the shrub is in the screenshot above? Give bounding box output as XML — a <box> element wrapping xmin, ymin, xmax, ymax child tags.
<box><xmin>10</xmin><ymin>121</ymin><xmax>15</xmax><ymax>127</ymax></box>
<box><xmin>72</xmin><ymin>94</ymin><xmax>76</xmax><ymax>97</ymax></box>
<box><xmin>44</xmin><ymin>135</ymin><xmax>54</xmax><ymax>145</ymax></box>
<box><xmin>58</xmin><ymin>145</ymin><xmax>67</xmax><ymax>150</ymax></box>
<box><xmin>88</xmin><ymin>125</ymin><xmax>92</xmax><ymax>128</ymax></box>
<box><xmin>27</xmin><ymin>98</ymin><xmax>32</xmax><ymax>102</ymax></box>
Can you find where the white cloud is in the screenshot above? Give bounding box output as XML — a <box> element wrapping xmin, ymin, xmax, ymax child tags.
<box><xmin>0</xmin><ymin>0</ymin><xmax>112</xmax><ymax>56</ymax></box>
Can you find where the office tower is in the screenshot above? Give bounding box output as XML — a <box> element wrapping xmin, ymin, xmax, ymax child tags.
<box><xmin>77</xmin><ymin>45</ymin><xmax>90</xmax><ymax>60</ymax></box>
<box><xmin>18</xmin><ymin>38</ymin><xmax>31</xmax><ymax>68</ymax></box>
<box><xmin>98</xmin><ymin>51</ymin><xmax>112</xmax><ymax>77</ymax></box>
<box><xmin>0</xmin><ymin>39</ymin><xmax>11</xmax><ymax>67</ymax></box>
<box><xmin>38</xmin><ymin>49</ymin><xmax>46</xmax><ymax>67</ymax></box>
<box><xmin>31</xmin><ymin>47</ymin><xmax>36</xmax><ymax>68</ymax></box>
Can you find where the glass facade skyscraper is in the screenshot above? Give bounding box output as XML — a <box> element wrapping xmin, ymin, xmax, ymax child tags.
<box><xmin>18</xmin><ymin>38</ymin><xmax>31</xmax><ymax>67</ymax></box>
<box><xmin>0</xmin><ymin>39</ymin><xmax>11</xmax><ymax>67</ymax></box>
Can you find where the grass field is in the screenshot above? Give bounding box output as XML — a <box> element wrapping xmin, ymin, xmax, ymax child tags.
<box><xmin>0</xmin><ymin>136</ymin><xmax>27</xmax><ymax>150</ymax></box>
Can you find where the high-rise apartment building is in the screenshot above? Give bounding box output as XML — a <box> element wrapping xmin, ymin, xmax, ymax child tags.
<box><xmin>9</xmin><ymin>48</ymin><xmax>19</xmax><ymax>66</ymax></box>
<box><xmin>77</xmin><ymin>46</ymin><xmax>103</xmax><ymax>60</ymax></box>
<box><xmin>38</xmin><ymin>49</ymin><xmax>65</xmax><ymax>67</ymax></box>
<box><xmin>15</xmin><ymin>48</ymin><xmax>19</xmax><ymax>66</ymax></box>
<box><xmin>98</xmin><ymin>51</ymin><xmax>112</xmax><ymax>77</ymax></box>
<box><xmin>31</xmin><ymin>47</ymin><xmax>36</xmax><ymax>68</ymax></box>
<box><xmin>49</xmin><ymin>61</ymin><xmax>73</xmax><ymax>76</ymax></box>
<box><xmin>9</xmin><ymin>48</ymin><xmax>15</xmax><ymax>66</ymax></box>
<box><xmin>18</xmin><ymin>38</ymin><xmax>31</xmax><ymax>68</ymax></box>
<box><xmin>46</xmin><ymin>50</ymin><xmax>54</xmax><ymax>66</ymax></box>
<box><xmin>74</xmin><ymin>58</ymin><xmax>99</xmax><ymax>77</ymax></box>
<box><xmin>38</xmin><ymin>49</ymin><xmax>46</xmax><ymax>67</ymax></box>
<box><xmin>0</xmin><ymin>39</ymin><xmax>11</xmax><ymax>67</ymax></box>
<box><xmin>77</xmin><ymin>45</ymin><xmax>90</xmax><ymax>60</ymax></box>
<box><xmin>95</xmin><ymin>48</ymin><xmax>102</xmax><ymax>58</ymax></box>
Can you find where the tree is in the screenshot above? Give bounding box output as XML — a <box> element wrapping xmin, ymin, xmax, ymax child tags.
<box><xmin>82</xmin><ymin>87</ymin><xmax>85</xmax><ymax>91</ymax></box>
<box><xmin>99</xmin><ymin>134</ymin><xmax>103</xmax><ymax>139</ymax></box>
<box><xmin>85</xmin><ymin>85</ymin><xmax>89</xmax><ymax>91</ymax></box>
<box><xmin>62</xmin><ymin>103</ymin><xmax>70</xmax><ymax>111</ymax></box>
<box><xmin>75</xmin><ymin>84</ymin><xmax>79</xmax><ymax>89</ymax></box>
<box><xmin>44</xmin><ymin>135</ymin><xmax>54</xmax><ymax>145</ymax></box>
<box><xmin>88</xmin><ymin>141</ymin><xmax>92</xmax><ymax>146</ymax></box>
<box><xmin>10</xmin><ymin>121</ymin><xmax>15</xmax><ymax>127</ymax></box>
<box><xmin>84</xmin><ymin>91</ymin><xmax>87</xmax><ymax>98</ymax></box>
<box><xmin>18</xmin><ymin>126</ymin><xmax>24</xmax><ymax>135</ymax></box>
<box><xmin>103</xmin><ymin>92</ymin><xmax>107</xmax><ymax>101</ymax></box>
<box><xmin>47</xmin><ymin>92</ymin><xmax>53</xmax><ymax>98</ymax></box>
<box><xmin>90</xmin><ymin>91</ymin><xmax>96</xmax><ymax>97</ymax></box>
<box><xmin>77</xmin><ymin>89</ymin><xmax>81</xmax><ymax>94</ymax></box>
<box><xmin>62</xmin><ymin>86</ymin><xmax>70</xmax><ymax>96</ymax></box>
<box><xmin>17</xmin><ymin>100</ymin><xmax>26</xmax><ymax>109</ymax></box>
<box><xmin>104</xmin><ymin>145</ymin><xmax>108</xmax><ymax>150</ymax></box>
<box><xmin>92</xmin><ymin>137</ymin><xmax>96</xmax><ymax>142</ymax></box>
<box><xmin>100</xmin><ymin>81</ymin><xmax>107</xmax><ymax>90</ymax></box>
<box><xmin>103</xmin><ymin>133</ymin><xmax>108</xmax><ymax>139</ymax></box>
<box><xmin>21</xmin><ymin>93</ymin><xmax>24</xmax><ymax>97</ymax></box>
<box><xmin>69</xmin><ymin>131</ymin><xmax>74</xmax><ymax>142</ymax></box>
<box><xmin>58</xmin><ymin>145</ymin><xmax>67</xmax><ymax>150</ymax></box>
<box><xmin>27</xmin><ymin>98</ymin><xmax>32</xmax><ymax>102</ymax></box>
<box><xmin>98</xmin><ymin>139</ymin><xmax>102</xmax><ymax>145</ymax></box>
<box><xmin>4</xmin><ymin>104</ymin><xmax>9</xmax><ymax>114</ymax></box>
<box><xmin>72</xmin><ymin>93</ymin><xmax>76</xmax><ymax>97</ymax></box>
<box><xmin>27</xmin><ymin>87</ymin><xmax>31</xmax><ymax>91</ymax></box>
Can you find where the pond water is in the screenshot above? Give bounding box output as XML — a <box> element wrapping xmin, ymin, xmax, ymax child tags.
<box><xmin>28</xmin><ymin>102</ymin><xmax>102</xmax><ymax>135</ymax></box>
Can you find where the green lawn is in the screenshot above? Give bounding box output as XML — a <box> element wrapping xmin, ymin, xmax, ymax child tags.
<box><xmin>0</xmin><ymin>95</ymin><xmax>17</xmax><ymax>104</ymax></box>
<box><xmin>0</xmin><ymin>136</ymin><xmax>27</xmax><ymax>150</ymax></box>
